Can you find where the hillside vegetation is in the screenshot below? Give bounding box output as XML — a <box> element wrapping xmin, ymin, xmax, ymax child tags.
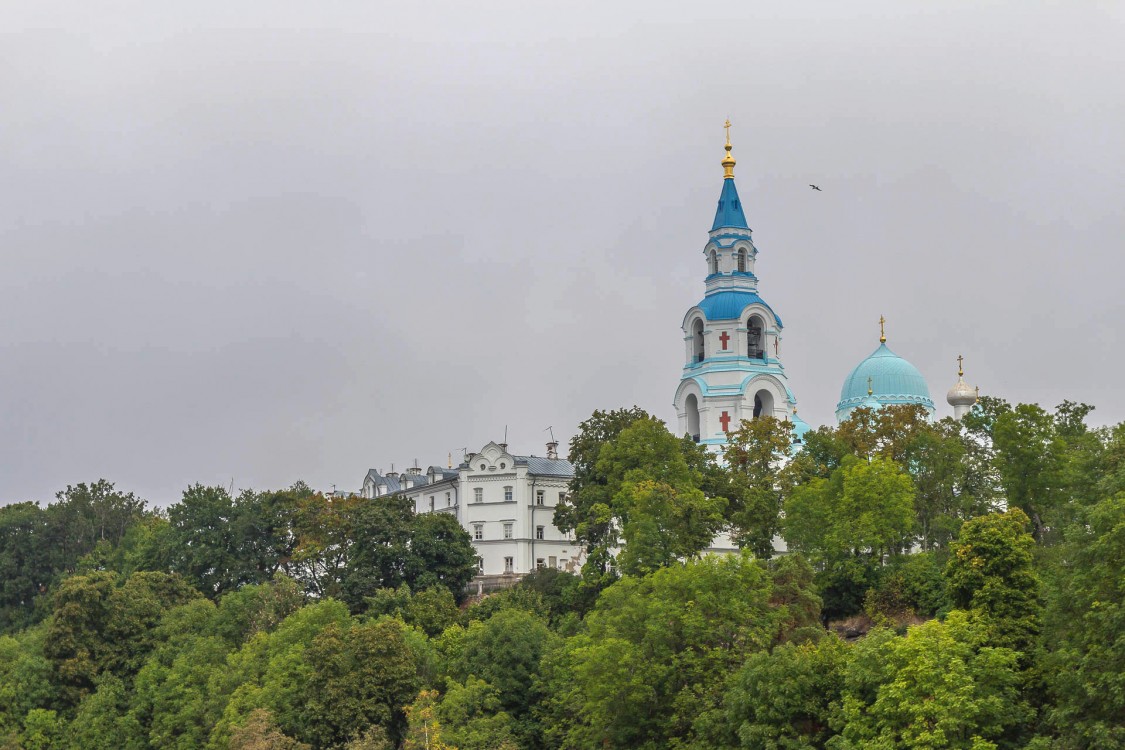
<box><xmin>0</xmin><ymin>398</ymin><xmax>1122</xmax><ymax>749</ymax></box>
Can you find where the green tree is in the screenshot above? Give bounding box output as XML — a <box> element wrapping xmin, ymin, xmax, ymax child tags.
<box><xmin>1095</xmin><ymin>422</ymin><xmax>1125</xmax><ymax>499</ymax></box>
<box><xmin>406</xmin><ymin>512</ymin><xmax>477</xmax><ymax>600</ymax></box>
<box><xmin>449</xmin><ymin>608</ymin><xmax>552</xmax><ymax>719</ymax></box>
<box><xmin>65</xmin><ymin>675</ymin><xmax>143</xmax><ymax>750</ymax></box>
<box><xmin>47</xmin><ymin>480</ymin><xmax>148</xmax><ymax>564</ymax></box>
<box><xmin>228</xmin><ymin>708</ymin><xmax>310</xmax><ymax>750</ymax></box>
<box><xmin>720</xmin><ymin>416</ymin><xmax>796</xmax><ymax>558</ymax></box>
<box><xmin>724</xmin><ymin>636</ymin><xmax>849</xmax><ymax>750</ymax></box>
<box><xmin>0</xmin><ymin>626</ymin><xmax>56</xmax><ymax>735</ymax></box>
<box><xmin>992</xmin><ymin>404</ymin><xmax>1065</xmax><ymax>542</ymax></box>
<box><xmin>288</xmin><ymin>492</ymin><xmax>359</xmax><ymax>600</ymax></box>
<box><xmin>945</xmin><ymin>509</ymin><xmax>1039</xmax><ymax>653</ymax></box>
<box><xmin>553</xmin><ymin>406</ymin><xmax>653</xmax><ymax>578</ymax></box>
<box><xmin>19</xmin><ymin>709</ymin><xmax>64</xmax><ymax>750</ymax></box>
<box><xmin>207</xmin><ymin>599</ymin><xmax>352</xmax><ymax>749</ymax></box>
<box><xmin>402</xmin><ymin>690</ymin><xmax>455</xmax><ymax>750</ymax></box>
<box><xmin>784</xmin><ymin>456</ymin><xmax>915</xmax><ymax>563</ymax></box>
<box><xmin>616</xmin><ymin>477</ymin><xmax>726</xmax><ymax>576</ymax></box>
<box><xmin>829</xmin><ymin>613</ymin><xmax>1028</xmax><ymax>750</ymax></box>
<box><xmin>43</xmin><ymin>570</ymin><xmax>200</xmax><ymax>707</ymax></box>
<box><xmin>908</xmin><ymin>419</ymin><xmax>978</xmax><ymax>551</ymax></box>
<box><xmin>344</xmin><ymin>496</ymin><xmax>476</xmax><ymax>610</ymax></box>
<box><xmin>783</xmin><ymin>456</ymin><xmax>915</xmax><ymax>619</ymax></box>
<box><xmin>835</xmin><ymin>404</ymin><xmax>932</xmax><ymax>465</ymax></box>
<box><xmin>211</xmin><ymin>575</ymin><xmax>306</xmax><ymax>647</ymax></box>
<box><xmin>0</xmin><ymin>503</ymin><xmax>55</xmax><ymax>632</ymax></box>
<box><xmin>540</xmin><ymin>553</ymin><xmax>817</xmax><ymax>749</ymax></box>
<box><xmin>302</xmin><ymin>618</ymin><xmax>419</xmax><ymax>748</ymax></box>
<box><xmin>1040</xmin><ymin>494</ymin><xmax>1125</xmax><ymax>749</ymax></box>
<box><xmin>436</xmin><ymin>676</ymin><xmax>518</xmax><ymax>750</ymax></box>
<box><xmin>167</xmin><ymin>485</ymin><xmax>250</xmax><ymax>598</ymax></box>
<box><xmin>131</xmin><ymin>631</ymin><xmax>232</xmax><ymax>750</ymax></box>
<box><xmin>864</xmin><ymin>551</ymin><xmax>950</xmax><ymax>623</ymax></box>
<box><xmin>365</xmin><ymin>585</ymin><xmax>460</xmax><ymax>638</ymax></box>
<box><xmin>510</xmin><ymin>567</ymin><xmax>588</xmax><ymax>624</ymax></box>
<box><xmin>556</xmin><ymin>414</ymin><xmax>726</xmax><ymax>579</ymax></box>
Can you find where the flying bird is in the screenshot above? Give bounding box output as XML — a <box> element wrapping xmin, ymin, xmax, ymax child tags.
<box><xmin>809</xmin><ymin>184</ymin><xmax>821</xmax><ymax>191</ymax></box>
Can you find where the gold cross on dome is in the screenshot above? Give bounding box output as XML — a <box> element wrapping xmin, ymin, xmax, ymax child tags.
<box><xmin>724</xmin><ymin>119</ymin><xmax>732</xmax><ymax>145</ymax></box>
<box><xmin>879</xmin><ymin>315</ymin><xmax>886</xmax><ymax>343</ymax></box>
<box><xmin>867</xmin><ymin>376</ymin><xmax>874</xmax><ymax>396</ymax></box>
<box><xmin>957</xmin><ymin>354</ymin><xmax>964</xmax><ymax>377</ymax></box>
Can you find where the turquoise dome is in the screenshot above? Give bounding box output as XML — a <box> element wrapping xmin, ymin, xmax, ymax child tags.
<box><xmin>836</xmin><ymin>342</ymin><xmax>934</xmax><ymax>422</ymax></box>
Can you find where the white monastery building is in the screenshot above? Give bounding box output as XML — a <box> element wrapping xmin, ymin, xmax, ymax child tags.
<box><xmin>360</xmin><ymin>441</ymin><xmax>581</xmax><ymax>581</ymax></box>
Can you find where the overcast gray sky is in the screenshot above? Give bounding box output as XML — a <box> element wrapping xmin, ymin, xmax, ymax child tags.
<box><xmin>2</xmin><ymin>1</ymin><xmax>1122</xmax><ymax>505</ymax></box>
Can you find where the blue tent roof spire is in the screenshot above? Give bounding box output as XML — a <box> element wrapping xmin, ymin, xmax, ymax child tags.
<box><xmin>712</xmin><ymin>120</ymin><xmax>749</xmax><ymax>231</ymax></box>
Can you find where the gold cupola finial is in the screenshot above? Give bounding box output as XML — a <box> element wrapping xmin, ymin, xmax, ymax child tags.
<box><xmin>957</xmin><ymin>354</ymin><xmax>964</xmax><ymax>378</ymax></box>
<box><xmin>867</xmin><ymin>376</ymin><xmax>874</xmax><ymax>396</ymax></box>
<box><xmin>879</xmin><ymin>314</ymin><xmax>887</xmax><ymax>343</ymax></box>
<box><xmin>722</xmin><ymin>119</ymin><xmax>736</xmax><ymax>179</ymax></box>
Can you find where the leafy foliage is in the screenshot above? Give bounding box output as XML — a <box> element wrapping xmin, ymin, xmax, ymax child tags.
<box><xmin>0</xmin><ymin>399</ymin><xmax>1122</xmax><ymax>749</ymax></box>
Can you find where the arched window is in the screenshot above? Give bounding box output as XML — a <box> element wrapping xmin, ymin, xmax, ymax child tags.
<box><xmin>752</xmin><ymin>389</ymin><xmax>775</xmax><ymax>419</ymax></box>
<box><xmin>685</xmin><ymin>393</ymin><xmax>701</xmax><ymax>442</ymax></box>
<box><xmin>736</xmin><ymin>248</ymin><xmax>747</xmax><ymax>273</ymax></box>
<box><xmin>691</xmin><ymin>318</ymin><xmax>705</xmax><ymax>363</ymax></box>
<box><xmin>708</xmin><ymin>249</ymin><xmax>718</xmax><ymax>275</ymax></box>
<box><xmin>747</xmin><ymin>315</ymin><xmax>764</xmax><ymax>359</ymax></box>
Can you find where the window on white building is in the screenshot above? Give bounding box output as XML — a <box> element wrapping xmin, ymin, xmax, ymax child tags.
<box><xmin>503</xmin><ymin>522</ymin><xmax>513</xmax><ymax>539</ymax></box>
<box><xmin>536</xmin><ymin>526</ymin><xmax>544</xmax><ymax>540</ymax></box>
<box><xmin>474</xmin><ymin>488</ymin><xmax>483</xmax><ymax>503</ymax></box>
<box><xmin>446</xmin><ymin>492</ymin><xmax>452</xmax><ymax>507</ymax></box>
<box><xmin>504</xmin><ymin>557</ymin><xmax>514</xmax><ymax>574</ymax></box>
<box><xmin>558</xmin><ymin>491</ymin><xmax>566</xmax><ymax>505</ymax></box>
<box><xmin>549</xmin><ymin>555</ymin><xmax>557</xmax><ymax>569</ymax></box>
<box><xmin>504</xmin><ymin>486</ymin><xmax>513</xmax><ymax>502</ymax></box>
<box><xmin>536</xmin><ymin>558</ymin><xmax>545</xmax><ymax>570</ymax></box>
<box><xmin>477</xmin><ymin>556</ymin><xmax>484</xmax><ymax>573</ymax></box>
<box><xmin>536</xmin><ymin>490</ymin><xmax>544</xmax><ymax>505</ymax></box>
<box><xmin>429</xmin><ymin>496</ymin><xmax>434</xmax><ymax>511</ymax></box>
<box><xmin>473</xmin><ymin>524</ymin><xmax>483</xmax><ymax>541</ymax></box>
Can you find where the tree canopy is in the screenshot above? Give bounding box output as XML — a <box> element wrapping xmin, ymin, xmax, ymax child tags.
<box><xmin>0</xmin><ymin>396</ymin><xmax>1122</xmax><ymax>749</ymax></box>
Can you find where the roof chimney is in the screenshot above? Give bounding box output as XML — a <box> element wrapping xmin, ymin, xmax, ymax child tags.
<box><xmin>546</xmin><ymin>441</ymin><xmax>559</xmax><ymax>460</ymax></box>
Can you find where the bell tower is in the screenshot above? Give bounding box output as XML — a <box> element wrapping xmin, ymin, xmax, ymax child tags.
<box><xmin>673</xmin><ymin>123</ymin><xmax>804</xmax><ymax>447</ymax></box>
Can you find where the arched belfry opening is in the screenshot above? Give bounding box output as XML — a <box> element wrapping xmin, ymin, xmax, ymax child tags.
<box><xmin>685</xmin><ymin>393</ymin><xmax>701</xmax><ymax>442</ymax></box>
<box><xmin>691</xmin><ymin>318</ymin><xmax>705</xmax><ymax>363</ymax></box>
<box><xmin>708</xmin><ymin>249</ymin><xmax>718</xmax><ymax>276</ymax></box>
<box><xmin>747</xmin><ymin>315</ymin><xmax>765</xmax><ymax>359</ymax></box>
<box><xmin>736</xmin><ymin>248</ymin><xmax>747</xmax><ymax>272</ymax></box>
<box><xmin>752</xmin><ymin>388</ymin><xmax>775</xmax><ymax>419</ymax></box>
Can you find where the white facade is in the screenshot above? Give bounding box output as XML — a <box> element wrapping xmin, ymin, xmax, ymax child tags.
<box><xmin>361</xmin><ymin>441</ymin><xmax>582</xmax><ymax>579</ymax></box>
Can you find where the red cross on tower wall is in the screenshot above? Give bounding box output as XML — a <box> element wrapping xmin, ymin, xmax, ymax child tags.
<box><xmin>719</xmin><ymin>331</ymin><xmax>730</xmax><ymax>350</ymax></box>
<box><xmin>719</xmin><ymin>411</ymin><xmax>732</xmax><ymax>432</ymax></box>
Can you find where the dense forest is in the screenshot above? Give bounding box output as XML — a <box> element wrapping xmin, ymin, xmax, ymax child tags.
<box><xmin>0</xmin><ymin>397</ymin><xmax>1121</xmax><ymax>749</ymax></box>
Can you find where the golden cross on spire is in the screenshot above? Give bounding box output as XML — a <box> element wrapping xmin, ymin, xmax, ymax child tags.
<box><xmin>879</xmin><ymin>315</ymin><xmax>886</xmax><ymax>343</ymax></box>
<box><xmin>957</xmin><ymin>354</ymin><xmax>964</xmax><ymax>377</ymax></box>
<box><xmin>867</xmin><ymin>376</ymin><xmax>874</xmax><ymax>396</ymax></box>
<box><xmin>721</xmin><ymin>119</ymin><xmax>736</xmax><ymax>178</ymax></box>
